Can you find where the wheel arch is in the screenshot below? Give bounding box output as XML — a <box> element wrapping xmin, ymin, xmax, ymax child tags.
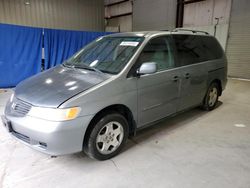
<box><xmin>83</xmin><ymin>104</ymin><xmax>136</xmax><ymax>148</ymax></box>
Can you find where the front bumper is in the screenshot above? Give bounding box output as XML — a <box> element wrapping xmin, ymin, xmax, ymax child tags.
<box><xmin>1</xmin><ymin>114</ymin><xmax>94</xmax><ymax>156</ymax></box>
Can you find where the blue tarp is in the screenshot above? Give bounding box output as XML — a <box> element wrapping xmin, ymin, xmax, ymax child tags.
<box><xmin>44</xmin><ymin>29</ymin><xmax>110</xmax><ymax>70</ymax></box>
<box><xmin>0</xmin><ymin>23</ymin><xmax>112</xmax><ymax>88</ymax></box>
<box><xmin>0</xmin><ymin>24</ymin><xmax>43</xmax><ymax>88</ymax></box>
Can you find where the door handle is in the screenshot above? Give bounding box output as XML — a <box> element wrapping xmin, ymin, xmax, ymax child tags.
<box><xmin>172</xmin><ymin>75</ymin><xmax>179</xmax><ymax>82</ymax></box>
<box><xmin>185</xmin><ymin>73</ymin><xmax>190</xmax><ymax>79</ymax></box>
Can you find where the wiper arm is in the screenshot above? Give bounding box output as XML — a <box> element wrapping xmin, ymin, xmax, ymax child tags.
<box><xmin>63</xmin><ymin>62</ymin><xmax>105</xmax><ymax>74</ymax></box>
<box><xmin>73</xmin><ymin>64</ymin><xmax>103</xmax><ymax>74</ymax></box>
<box><xmin>63</xmin><ymin>63</ymin><xmax>73</xmax><ymax>68</ymax></box>
<box><xmin>63</xmin><ymin>61</ymin><xmax>75</xmax><ymax>68</ymax></box>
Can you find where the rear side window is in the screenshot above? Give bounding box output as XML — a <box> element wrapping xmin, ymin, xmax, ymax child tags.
<box><xmin>173</xmin><ymin>35</ymin><xmax>223</xmax><ymax>66</ymax></box>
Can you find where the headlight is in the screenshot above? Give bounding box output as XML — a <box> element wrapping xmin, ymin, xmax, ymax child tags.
<box><xmin>27</xmin><ymin>107</ymin><xmax>81</xmax><ymax>121</ymax></box>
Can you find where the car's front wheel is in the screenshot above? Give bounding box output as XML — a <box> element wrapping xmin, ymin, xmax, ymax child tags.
<box><xmin>84</xmin><ymin>113</ymin><xmax>129</xmax><ymax>160</ymax></box>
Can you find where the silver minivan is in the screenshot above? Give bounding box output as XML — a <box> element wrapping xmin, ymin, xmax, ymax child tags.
<box><xmin>1</xmin><ymin>30</ymin><xmax>227</xmax><ymax>160</ymax></box>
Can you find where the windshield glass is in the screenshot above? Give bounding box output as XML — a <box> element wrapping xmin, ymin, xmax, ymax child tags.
<box><xmin>64</xmin><ymin>36</ymin><xmax>144</xmax><ymax>74</ymax></box>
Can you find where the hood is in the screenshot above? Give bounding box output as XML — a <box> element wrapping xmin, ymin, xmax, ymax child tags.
<box><xmin>15</xmin><ymin>65</ymin><xmax>111</xmax><ymax>108</ymax></box>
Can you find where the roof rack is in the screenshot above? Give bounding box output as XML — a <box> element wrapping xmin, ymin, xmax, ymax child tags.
<box><xmin>172</xmin><ymin>28</ymin><xmax>209</xmax><ymax>35</ymax></box>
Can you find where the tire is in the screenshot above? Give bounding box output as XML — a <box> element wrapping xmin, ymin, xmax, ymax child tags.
<box><xmin>83</xmin><ymin>113</ymin><xmax>129</xmax><ymax>160</ymax></box>
<box><xmin>201</xmin><ymin>82</ymin><xmax>219</xmax><ymax>111</ymax></box>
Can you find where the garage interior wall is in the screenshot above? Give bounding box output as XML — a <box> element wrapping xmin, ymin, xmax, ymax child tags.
<box><xmin>105</xmin><ymin>0</ymin><xmax>132</xmax><ymax>32</ymax></box>
<box><xmin>133</xmin><ymin>0</ymin><xmax>176</xmax><ymax>31</ymax></box>
<box><xmin>0</xmin><ymin>0</ymin><xmax>104</xmax><ymax>31</ymax></box>
<box><xmin>226</xmin><ymin>0</ymin><xmax>250</xmax><ymax>79</ymax></box>
<box><xmin>182</xmin><ymin>0</ymin><xmax>232</xmax><ymax>50</ymax></box>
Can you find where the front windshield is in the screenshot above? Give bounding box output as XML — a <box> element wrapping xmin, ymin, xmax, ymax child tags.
<box><xmin>64</xmin><ymin>36</ymin><xmax>144</xmax><ymax>74</ymax></box>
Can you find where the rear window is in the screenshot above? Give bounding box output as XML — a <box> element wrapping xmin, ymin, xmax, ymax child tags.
<box><xmin>173</xmin><ymin>35</ymin><xmax>224</xmax><ymax>66</ymax></box>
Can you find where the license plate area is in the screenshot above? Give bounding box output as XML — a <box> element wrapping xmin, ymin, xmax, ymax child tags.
<box><xmin>1</xmin><ymin>115</ymin><xmax>13</xmax><ymax>132</ymax></box>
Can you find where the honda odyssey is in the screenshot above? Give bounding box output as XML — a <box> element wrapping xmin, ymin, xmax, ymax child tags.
<box><xmin>1</xmin><ymin>29</ymin><xmax>227</xmax><ymax>160</ymax></box>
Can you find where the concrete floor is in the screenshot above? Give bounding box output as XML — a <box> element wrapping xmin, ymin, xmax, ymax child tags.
<box><xmin>0</xmin><ymin>79</ymin><xmax>250</xmax><ymax>188</ymax></box>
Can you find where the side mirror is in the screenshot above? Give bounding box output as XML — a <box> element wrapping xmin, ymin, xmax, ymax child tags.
<box><xmin>137</xmin><ymin>62</ymin><xmax>157</xmax><ymax>76</ymax></box>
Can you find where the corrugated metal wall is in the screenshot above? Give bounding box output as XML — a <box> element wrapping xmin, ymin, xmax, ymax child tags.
<box><xmin>133</xmin><ymin>0</ymin><xmax>176</xmax><ymax>31</ymax></box>
<box><xmin>0</xmin><ymin>0</ymin><xmax>104</xmax><ymax>31</ymax></box>
<box><xmin>226</xmin><ymin>0</ymin><xmax>250</xmax><ymax>79</ymax></box>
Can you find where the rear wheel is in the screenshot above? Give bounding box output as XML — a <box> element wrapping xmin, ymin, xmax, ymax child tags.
<box><xmin>84</xmin><ymin>113</ymin><xmax>129</xmax><ymax>160</ymax></box>
<box><xmin>201</xmin><ymin>82</ymin><xmax>219</xmax><ymax>111</ymax></box>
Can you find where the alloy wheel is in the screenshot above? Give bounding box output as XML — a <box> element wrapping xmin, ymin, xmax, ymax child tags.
<box><xmin>96</xmin><ymin>121</ymin><xmax>124</xmax><ymax>155</ymax></box>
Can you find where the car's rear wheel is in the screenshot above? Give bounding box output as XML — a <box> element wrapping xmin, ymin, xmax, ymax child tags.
<box><xmin>201</xmin><ymin>82</ymin><xmax>219</xmax><ymax>111</ymax></box>
<box><xmin>84</xmin><ymin>113</ymin><xmax>129</xmax><ymax>160</ymax></box>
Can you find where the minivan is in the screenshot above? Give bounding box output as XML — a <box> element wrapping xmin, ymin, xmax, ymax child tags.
<box><xmin>1</xmin><ymin>29</ymin><xmax>227</xmax><ymax>160</ymax></box>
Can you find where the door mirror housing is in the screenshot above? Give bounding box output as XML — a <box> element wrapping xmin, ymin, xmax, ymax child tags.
<box><xmin>137</xmin><ymin>62</ymin><xmax>157</xmax><ymax>76</ymax></box>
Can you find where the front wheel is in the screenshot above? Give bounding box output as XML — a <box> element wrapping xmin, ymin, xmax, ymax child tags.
<box><xmin>201</xmin><ymin>82</ymin><xmax>219</xmax><ymax>111</ymax></box>
<box><xmin>84</xmin><ymin>113</ymin><xmax>129</xmax><ymax>160</ymax></box>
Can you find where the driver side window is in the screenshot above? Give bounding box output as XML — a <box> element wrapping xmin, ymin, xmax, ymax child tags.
<box><xmin>137</xmin><ymin>36</ymin><xmax>174</xmax><ymax>72</ymax></box>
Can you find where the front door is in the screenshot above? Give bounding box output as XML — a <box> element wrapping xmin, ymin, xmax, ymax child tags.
<box><xmin>135</xmin><ymin>36</ymin><xmax>181</xmax><ymax>127</ymax></box>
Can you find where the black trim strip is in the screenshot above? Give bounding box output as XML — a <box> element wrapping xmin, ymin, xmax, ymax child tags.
<box><xmin>208</xmin><ymin>67</ymin><xmax>225</xmax><ymax>73</ymax></box>
<box><xmin>105</xmin><ymin>12</ymin><xmax>132</xmax><ymax>19</ymax></box>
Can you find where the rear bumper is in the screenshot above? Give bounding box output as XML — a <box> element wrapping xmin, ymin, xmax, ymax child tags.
<box><xmin>2</xmin><ymin>113</ymin><xmax>94</xmax><ymax>156</ymax></box>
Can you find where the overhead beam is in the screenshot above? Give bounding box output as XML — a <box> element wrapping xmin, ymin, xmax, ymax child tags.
<box><xmin>184</xmin><ymin>0</ymin><xmax>206</xmax><ymax>5</ymax></box>
<box><xmin>105</xmin><ymin>0</ymin><xmax>130</xmax><ymax>7</ymax></box>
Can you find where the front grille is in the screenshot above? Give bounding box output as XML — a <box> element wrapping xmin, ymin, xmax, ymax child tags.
<box><xmin>11</xmin><ymin>97</ymin><xmax>32</xmax><ymax>117</ymax></box>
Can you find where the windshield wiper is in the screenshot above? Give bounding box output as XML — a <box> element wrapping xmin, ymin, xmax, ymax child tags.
<box><xmin>63</xmin><ymin>62</ymin><xmax>114</xmax><ymax>75</ymax></box>
<box><xmin>71</xmin><ymin>64</ymin><xmax>103</xmax><ymax>74</ymax></box>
